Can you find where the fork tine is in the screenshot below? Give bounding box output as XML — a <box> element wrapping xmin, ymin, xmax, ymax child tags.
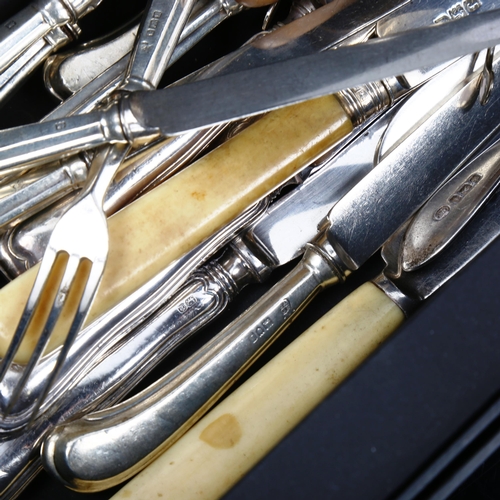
<box><xmin>28</xmin><ymin>258</ymin><xmax>105</xmax><ymax>420</ymax></box>
<box><xmin>2</xmin><ymin>254</ymin><xmax>82</xmax><ymax>416</ymax></box>
<box><xmin>0</xmin><ymin>249</ymin><xmax>60</xmax><ymax>385</ymax></box>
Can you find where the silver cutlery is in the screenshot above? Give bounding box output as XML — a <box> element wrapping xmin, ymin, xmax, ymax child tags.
<box><xmin>0</xmin><ymin>0</ymin><xmax>104</xmax><ymax>103</ymax></box>
<box><xmin>0</xmin><ymin>0</ymin><xmax>399</xmax><ymax>270</ymax></box>
<box><xmin>99</xmin><ymin>139</ymin><xmax>500</xmax><ymax>500</ymax></box>
<box><xmin>0</xmin><ymin>0</ymin><xmax>495</xmax><ymax>427</ymax></box>
<box><xmin>38</xmin><ymin>46</ymin><xmax>500</xmax><ymax>490</ymax></box>
<box><xmin>0</xmin><ymin>0</ymin><xmax>197</xmax><ymax>421</ymax></box>
<box><xmin>0</xmin><ymin>9</ymin><xmax>500</xmax><ymax>175</ymax></box>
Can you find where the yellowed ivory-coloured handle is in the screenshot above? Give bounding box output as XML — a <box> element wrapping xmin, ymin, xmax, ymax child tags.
<box><xmin>0</xmin><ymin>95</ymin><xmax>352</xmax><ymax>363</ymax></box>
<box><xmin>110</xmin><ymin>282</ymin><xmax>404</xmax><ymax>500</ymax></box>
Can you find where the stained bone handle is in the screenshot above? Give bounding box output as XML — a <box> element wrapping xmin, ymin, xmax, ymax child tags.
<box><xmin>110</xmin><ymin>282</ymin><xmax>404</xmax><ymax>500</ymax></box>
<box><xmin>0</xmin><ymin>95</ymin><xmax>352</xmax><ymax>363</ymax></box>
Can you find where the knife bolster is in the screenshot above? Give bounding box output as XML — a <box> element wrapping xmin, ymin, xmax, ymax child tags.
<box><xmin>337</xmin><ymin>77</ymin><xmax>406</xmax><ymax>127</ymax></box>
<box><xmin>118</xmin><ymin>94</ymin><xmax>162</xmax><ymax>147</ymax></box>
<box><xmin>372</xmin><ymin>273</ymin><xmax>418</xmax><ymax>317</ymax></box>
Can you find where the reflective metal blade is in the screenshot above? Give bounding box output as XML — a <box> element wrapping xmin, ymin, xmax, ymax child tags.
<box><xmin>245</xmin><ymin>105</ymin><xmax>400</xmax><ymax>266</ymax></box>
<box><xmin>325</xmin><ymin>47</ymin><xmax>500</xmax><ymax>270</ymax></box>
<box><xmin>128</xmin><ymin>10</ymin><xmax>500</xmax><ymax>136</ymax></box>
<box><xmin>382</xmin><ymin>186</ymin><xmax>500</xmax><ymax>303</ymax></box>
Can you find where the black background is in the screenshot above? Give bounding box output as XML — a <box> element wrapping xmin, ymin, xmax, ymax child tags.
<box><xmin>1</xmin><ymin>1</ymin><xmax>500</xmax><ymax>499</ymax></box>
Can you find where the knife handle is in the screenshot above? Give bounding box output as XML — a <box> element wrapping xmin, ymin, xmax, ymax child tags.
<box><xmin>0</xmin><ymin>0</ymin><xmax>75</xmax><ymax>75</ymax></box>
<box><xmin>42</xmin><ymin>239</ymin><xmax>342</xmax><ymax>490</ymax></box>
<box><xmin>0</xmin><ymin>104</ymin><xmax>130</xmax><ymax>175</ymax></box>
<box><xmin>107</xmin><ymin>282</ymin><xmax>404</xmax><ymax>500</ymax></box>
<box><xmin>0</xmin><ymin>24</ymin><xmax>70</xmax><ymax>105</ymax></box>
<box><xmin>0</xmin><ymin>95</ymin><xmax>352</xmax><ymax>363</ymax></box>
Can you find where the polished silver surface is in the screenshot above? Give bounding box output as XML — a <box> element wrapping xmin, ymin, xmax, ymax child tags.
<box><xmin>43</xmin><ymin>0</ymin><xmax>243</xmax><ymax>119</ymax></box>
<box><xmin>0</xmin><ymin>0</ymin><xmax>103</xmax><ymax>102</ymax></box>
<box><xmin>0</xmin><ymin>0</ymin><xmax>413</xmax><ymax>274</ymax></box>
<box><xmin>2</xmin><ymin>9</ymin><xmax>500</xmax><ymax>174</ymax></box>
<box><xmin>0</xmin><ymin>100</ymin><xmax>389</xmax><ymax>433</ymax></box>
<box><xmin>44</xmin><ymin>23</ymin><xmax>140</xmax><ymax>100</ymax></box>
<box><xmin>42</xmin><ymin>231</ymin><xmax>342</xmax><ymax>491</ymax></box>
<box><xmin>38</xmin><ymin>41</ymin><xmax>500</xmax><ymax>490</ymax></box>
<box><xmin>128</xmin><ymin>11</ymin><xmax>500</xmax><ymax>135</ymax></box>
<box><xmin>325</xmin><ymin>48</ymin><xmax>500</xmax><ymax>270</ymax></box>
<box><xmin>402</xmin><ymin>140</ymin><xmax>500</xmax><ymax>272</ymax></box>
<box><xmin>0</xmin><ymin>199</ymin><xmax>268</xmax><ymax>498</ymax></box>
<box><xmin>375</xmin><ymin>167</ymin><xmax>500</xmax><ymax>316</ymax></box>
<box><xmin>0</xmin><ymin>0</ymin><xmax>197</xmax><ymax>424</ymax></box>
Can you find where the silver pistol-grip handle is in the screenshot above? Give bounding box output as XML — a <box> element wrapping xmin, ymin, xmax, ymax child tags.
<box><xmin>42</xmin><ymin>238</ymin><xmax>342</xmax><ymax>491</ymax></box>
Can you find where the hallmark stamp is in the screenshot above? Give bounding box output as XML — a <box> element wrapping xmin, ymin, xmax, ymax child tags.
<box><xmin>433</xmin><ymin>0</ymin><xmax>482</xmax><ymax>24</ymax></box>
<box><xmin>249</xmin><ymin>317</ymin><xmax>274</xmax><ymax>344</ymax></box>
<box><xmin>433</xmin><ymin>173</ymin><xmax>483</xmax><ymax>220</ymax></box>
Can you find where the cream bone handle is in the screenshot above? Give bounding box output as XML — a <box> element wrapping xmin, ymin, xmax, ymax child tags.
<box><xmin>0</xmin><ymin>0</ymin><xmax>100</xmax><ymax>79</ymax></box>
<box><xmin>41</xmin><ymin>232</ymin><xmax>345</xmax><ymax>491</ymax></box>
<box><xmin>107</xmin><ymin>282</ymin><xmax>404</xmax><ymax>500</ymax></box>
<box><xmin>0</xmin><ymin>95</ymin><xmax>351</xmax><ymax>364</ymax></box>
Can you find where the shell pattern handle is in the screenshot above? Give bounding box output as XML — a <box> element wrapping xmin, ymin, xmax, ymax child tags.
<box><xmin>42</xmin><ymin>238</ymin><xmax>342</xmax><ymax>491</ymax></box>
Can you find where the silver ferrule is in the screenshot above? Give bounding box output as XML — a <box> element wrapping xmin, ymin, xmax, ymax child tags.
<box><xmin>372</xmin><ymin>274</ymin><xmax>418</xmax><ymax>317</ymax></box>
<box><xmin>310</xmin><ymin>228</ymin><xmax>350</xmax><ymax>285</ymax></box>
<box><xmin>337</xmin><ymin>80</ymin><xmax>394</xmax><ymax>127</ymax></box>
<box><xmin>118</xmin><ymin>94</ymin><xmax>162</xmax><ymax>147</ymax></box>
<box><xmin>61</xmin><ymin>0</ymin><xmax>103</xmax><ymax>18</ymax></box>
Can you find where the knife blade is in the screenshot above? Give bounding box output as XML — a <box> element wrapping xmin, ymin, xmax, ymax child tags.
<box><xmin>39</xmin><ymin>45</ymin><xmax>500</xmax><ymax>490</ymax></box>
<box><xmin>1</xmin><ymin>9</ymin><xmax>500</xmax><ymax>174</ymax></box>
<box><xmin>102</xmin><ymin>143</ymin><xmax>500</xmax><ymax>500</ymax></box>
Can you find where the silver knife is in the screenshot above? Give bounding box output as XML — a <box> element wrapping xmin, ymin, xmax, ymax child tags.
<box><xmin>37</xmin><ymin>46</ymin><xmax>500</xmax><ymax>490</ymax></box>
<box><xmin>0</xmin><ymin>0</ymin><xmax>467</xmax><ymax>277</ymax></box>
<box><xmin>0</xmin><ymin>44</ymin><xmax>476</xmax><ymax>490</ymax></box>
<box><xmin>1</xmin><ymin>10</ymin><xmax>500</xmax><ymax>175</ymax></box>
<box><xmin>95</xmin><ymin>144</ymin><xmax>500</xmax><ymax>500</ymax></box>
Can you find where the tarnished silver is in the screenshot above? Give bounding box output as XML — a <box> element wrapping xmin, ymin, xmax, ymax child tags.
<box><xmin>38</xmin><ymin>48</ymin><xmax>500</xmax><ymax>490</ymax></box>
<box><xmin>0</xmin><ymin>0</ymin><xmax>197</xmax><ymax>423</ymax></box>
<box><xmin>1</xmin><ymin>8</ymin><xmax>500</xmax><ymax>174</ymax></box>
<box><xmin>0</xmin><ymin>0</ymin><xmax>103</xmax><ymax>103</ymax></box>
<box><xmin>401</xmin><ymin>140</ymin><xmax>500</xmax><ymax>271</ymax></box>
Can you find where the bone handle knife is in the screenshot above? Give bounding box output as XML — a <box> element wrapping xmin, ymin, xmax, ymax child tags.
<box><xmin>0</xmin><ymin>95</ymin><xmax>351</xmax><ymax>363</ymax></box>
<box><xmin>101</xmin><ymin>282</ymin><xmax>403</xmax><ymax>500</ymax></box>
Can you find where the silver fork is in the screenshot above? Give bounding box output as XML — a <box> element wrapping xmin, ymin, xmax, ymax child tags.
<box><xmin>0</xmin><ymin>0</ymin><xmax>197</xmax><ymax>421</ymax></box>
<box><xmin>0</xmin><ymin>145</ymin><xmax>121</xmax><ymax>417</ymax></box>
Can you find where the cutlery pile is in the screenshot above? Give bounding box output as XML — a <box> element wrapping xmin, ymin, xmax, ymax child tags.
<box><xmin>1</xmin><ymin>0</ymin><xmax>500</xmax><ymax>499</ymax></box>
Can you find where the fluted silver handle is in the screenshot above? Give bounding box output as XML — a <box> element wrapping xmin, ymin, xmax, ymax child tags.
<box><xmin>42</xmin><ymin>233</ymin><xmax>343</xmax><ymax>491</ymax></box>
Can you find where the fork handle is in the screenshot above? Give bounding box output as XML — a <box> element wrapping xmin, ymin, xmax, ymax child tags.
<box><xmin>41</xmin><ymin>234</ymin><xmax>343</xmax><ymax>490</ymax></box>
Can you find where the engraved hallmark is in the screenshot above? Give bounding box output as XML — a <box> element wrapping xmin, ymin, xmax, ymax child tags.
<box><xmin>249</xmin><ymin>317</ymin><xmax>274</xmax><ymax>344</ymax></box>
<box><xmin>433</xmin><ymin>173</ymin><xmax>483</xmax><ymax>220</ymax></box>
<box><xmin>434</xmin><ymin>0</ymin><xmax>482</xmax><ymax>24</ymax></box>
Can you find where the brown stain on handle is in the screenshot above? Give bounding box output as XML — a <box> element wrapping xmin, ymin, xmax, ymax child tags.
<box><xmin>199</xmin><ymin>414</ymin><xmax>243</xmax><ymax>449</ymax></box>
<box><xmin>0</xmin><ymin>95</ymin><xmax>352</xmax><ymax>363</ymax></box>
